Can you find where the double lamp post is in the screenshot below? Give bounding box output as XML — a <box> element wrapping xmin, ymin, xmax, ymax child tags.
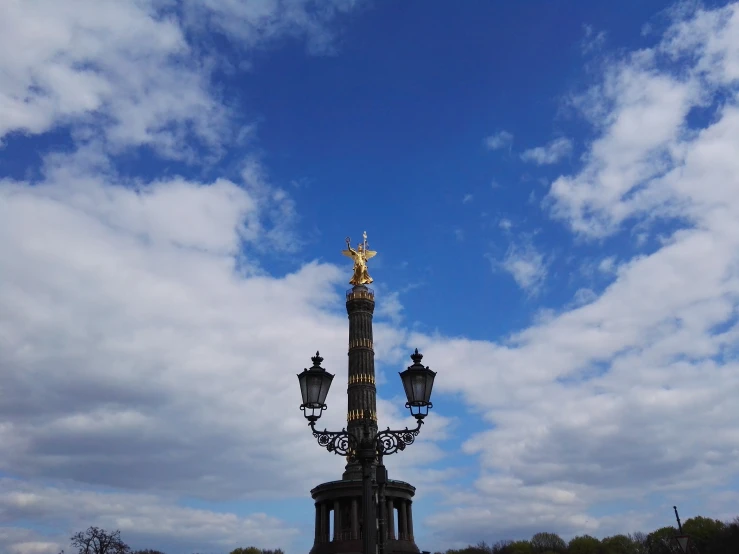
<box><xmin>298</xmin><ymin>349</ymin><xmax>437</xmax><ymax>554</ymax></box>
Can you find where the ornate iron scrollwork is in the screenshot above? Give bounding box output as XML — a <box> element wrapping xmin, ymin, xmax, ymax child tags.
<box><xmin>309</xmin><ymin>417</ymin><xmax>425</xmax><ymax>459</ymax></box>
<box><xmin>309</xmin><ymin>422</ymin><xmax>357</xmax><ymax>457</ymax></box>
<box><xmin>375</xmin><ymin>418</ymin><xmax>424</xmax><ymax>456</ymax></box>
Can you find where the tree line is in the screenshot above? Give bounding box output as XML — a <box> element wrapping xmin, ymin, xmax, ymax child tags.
<box><xmin>56</xmin><ymin>515</ymin><xmax>739</xmax><ymax>554</ymax></box>
<box><xmin>434</xmin><ymin>515</ymin><xmax>739</xmax><ymax>554</ymax></box>
<box><xmin>57</xmin><ymin>526</ymin><xmax>284</xmax><ymax>554</ymax></box>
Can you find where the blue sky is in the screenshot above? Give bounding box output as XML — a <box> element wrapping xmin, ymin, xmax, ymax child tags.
<box><xmin>1</xmin><ymin>1</ymin><xmax>739</xmax><ymax>553</ymax></box>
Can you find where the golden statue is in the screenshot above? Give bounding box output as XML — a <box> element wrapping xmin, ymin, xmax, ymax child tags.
<box><xmin>342</xmin><ymin>231</ymin><xmax>377</xmax><ymax>285</ymax></box>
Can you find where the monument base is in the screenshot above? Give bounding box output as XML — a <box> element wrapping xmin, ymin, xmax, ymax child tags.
<box><xmin>309</xmin><ymin>479</ymin><xmax>421</xmax><ymax>554</ymax></box>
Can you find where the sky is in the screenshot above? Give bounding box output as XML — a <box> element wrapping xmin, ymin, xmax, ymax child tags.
<box><xmin>1</xmin><ymin>0</ymin><xmax>738</xmax><ymax>553</ymax></box>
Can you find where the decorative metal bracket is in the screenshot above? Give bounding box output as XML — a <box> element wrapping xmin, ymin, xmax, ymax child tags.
<box><xmin>308</xmin><ymin>413</ymin><xmax>424</xmax><ymax>460</ymax></box>
<box><xmin>376</xmin><ymin>418</ymin><xmax>424</xmax><ymax>456</ymax></box>
<box><xmin>309</xmin><ymin>421</ymin><xmax>357</xmax><ymax>457</ymax></box>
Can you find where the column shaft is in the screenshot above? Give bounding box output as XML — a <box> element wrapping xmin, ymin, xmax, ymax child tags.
<box><xmin>398</xmin><ymin>500</ymin><xmax>407</xmax><ymax>540</ymax></box>
<box><xmin>351</xmin><ymin>497</ymin><xmax>359</xmax><ymax>540</ymax></box>
<box><xmin>333</xmin><ymin>500</ymin><xmax>341</xmax><ymax>541</ymax></box>
<box><xmin>320</xmin><ymin>502</ymin><xmax>329</xmax><ymax>542</ymax></box>
<box><xmin>407</xmin><ymin>501</ymin><xmax>414</xmax><ymax>539</ymax></box>
<box><xmin>387</xmin><ymin>499</ymin><xmax>395</xmax><ymax>540</ymax></box>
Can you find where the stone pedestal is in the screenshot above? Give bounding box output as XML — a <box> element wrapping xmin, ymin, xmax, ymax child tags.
<box><xmin>309</xmin><ymin>479</ymin><xmax>421</xmax><ymax>554</ymax></box>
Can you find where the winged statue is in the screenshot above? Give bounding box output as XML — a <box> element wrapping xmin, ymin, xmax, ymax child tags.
<box><xmin>342</xmin><ymin>231</ymin><xmax>377</xmax><ymax>285</ymax></box>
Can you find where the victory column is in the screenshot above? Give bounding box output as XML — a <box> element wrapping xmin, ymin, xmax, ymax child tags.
<box><xmin>298</xmin><ymin>232</ymin><xmax>437</xmax><ymax>554</ymax></box>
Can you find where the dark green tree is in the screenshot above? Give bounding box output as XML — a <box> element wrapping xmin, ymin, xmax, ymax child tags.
<box><xmin>645</xmin><ymin>526</ymin><xmax>678</xmax><ymax>554</ymax></box>
<box><xmin>568</xmin><ymin>534</ymin><xmax>601</xmax><ymax>554</ymax></box>
<box><xmin>530</xmin><ymin>532</ymin><xmax>566</xmax><ymax>553</ymax></box>
<box><xmin>709</xmin><ymin>517</ymin><xmax>739</xmax><ymax>553</ymax></box>
<box><xmin>433</xmin><ymin>545</ymin><xmax>494</xmax><ymax>554</ymax></box>
<box><xmin>499</xmin><ymin>540</ymin><xmax>534</xmax><ymax>554</ymax></box>
<box><xmin>229</xmin><ymin>548</ymin><xmax>284</xmax><ymax>554</ymax></box>
<box><xmin>681</xmin><ymin>516</ymin><xmax>725</xmax><ymax>553</ymax></box>
<box><xmin>428</xmin><ymin>515</ymin><xmax>739</xmax><ymax>554</ymax></box>
<box><xmin>628</xmin><ymin>532</ymin><xmax>649</xmax><ymax>554</ymax></box>
<box><xmin>491</xmin><ymin>540</ymin><xmax>512</xmax><ymax>553</ymax></box>
<box><xmin>601</xmin><ymin>534</ymin><xmax>639</xmax><ymax>554</ymax></box>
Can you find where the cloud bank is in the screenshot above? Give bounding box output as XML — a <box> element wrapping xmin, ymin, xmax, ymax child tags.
<box><xmin>1</xmin><ymin>1</ymin><xmax>739</xmax><ymax>553</ymax></box>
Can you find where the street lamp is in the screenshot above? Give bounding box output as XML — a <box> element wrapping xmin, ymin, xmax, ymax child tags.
<box><xmin>400</xmin><ymin>349</ymin><xmax>436</xmax><ymax>420</ymax></box>
<box><xmin>298</xmin><ymin>349</ymin><xmax>436</xmax><ymax>554</ymax></box>
<box><xmin>297</xmin><ymin>352</ymin><xmax>334</xmax><ymax>422</ymax></box>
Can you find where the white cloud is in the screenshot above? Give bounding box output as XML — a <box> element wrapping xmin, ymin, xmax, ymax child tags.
<box><xmin>0</xmin><ymin>0</ymin><xmax>224</xmax><ymax>157</ymax></box>
<box><xmin>581</xmin><ymin>24</ymin><xmax>607</xmax><ymax>54</ymax></box>
<box><xmin>0</xmin><ymin>527</ymin><xmax>61</xmax><ymax>554</ymax></box>
<box><xmin>484</xmin><ymin>130</ymin><xmax>514</xmax><ymax>151</ymax></box>
<box><xmin>0</xmin><ymin>149</ymin><xmax>435</xmax><ymax>552</ymax></box>
<box><xmin>0</xmin><ymin>0</ymin><xmax>364</xmax><ymax>157</ymax></box>
<box><xmin>3</xmin><ymin>1</ymin><xmax>739</xmax><ymax>552</ymax></box>
<box><xmin>521</xmin><ymin>137</ymin><xmax>573</xmax><ymax>165</ymax></box>
<box><xmin>409</xmin><ymin>2</ymin><xmax>739</xmax><ymax>546</ymax></box>
<box><xmin>0</xmin><ymin>479</ymin><xmax>297</xmax><ymax>554</ymax></box>
<box><xmin>494</xmin><ymin>238</ymin><xmax>549</xmax><ymax>296</ymax></box>
<box><xmin>0</xmin><ymin>155</ymin><xmax>352</xmax><ymax>498</ymax></box>
<box><xmin>424</xmin><ymin>476</ymin><xmax>598</xmax><ymax>547</ymax></box>
<box><xmin>0</xmin><ymin>3</ymin><xmax>400</xmax><ymax>553</ymax></box>
<box><xmin>0</xmin><ymin>139</ymin><xmax>449</xmax><ymax>551</ymax></box>
<box><xmin>376</xmin><ymin>290</ymin><xmax>404</xmax><ymax>325</ymax></box>
<box><xmin>463</xmin><ymin>193</ymin><xmax>473</xmax><ymax>203</ymax></box>
<box><xmin>598</xmin><ymin>256</ymin><xmax>617</xmax><ymax>274</ymax></box>
<box><xmin>182</xmin><ymin>0</ymin><xmax>364</xmax><ymax>56</ymax></box>
<box><xmin>572</xmin><ymin>287</ymin><xmax>597</xmax><ymax>306</ymax></box>
<box><xmin>548</xmin><ymin>3</ymin><xmax>739</xmax><ymax>238</ymax></box>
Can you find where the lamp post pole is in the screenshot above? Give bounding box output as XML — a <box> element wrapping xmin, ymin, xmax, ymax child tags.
<box><xmin>376</xmin><ymin>456</ymin><xmax>388</xmax><ymax>554</ymax></box>
<box><xmin>360</xmin><ymin>446</ymin><xmax>376</xmax><ymax>554</ymax></box>
<box><xmin>298</xmin><ymin>349</ymin><xmax>436</xmax><ymax>554</ymax></box>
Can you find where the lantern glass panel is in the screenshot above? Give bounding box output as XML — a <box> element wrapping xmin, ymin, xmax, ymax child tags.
<box><xmin>299</xmin><ymin>371</ymin><xmax>309</xmax><ymax>404</ymax></box>
<box><xmin>317</xmin><ymin>373</ymin><xmax>333</xmax><ymax>405</ymax></box>
<box><xmin>411</xmin><ymin>373</ymin><xmax>426</xmax><ymax>404</ymax></box>
<box><xmin>307</xmin><ymin>374</ymin><xmax>323</xmax><ymax>406</ymax></box>
<box><xmin>297</xmin><ymin>369</ymin><xmax>334</xmax><ymax>408</ymax></box>
<box><xmin>421</xmin><ymin>371</ymin><xmax>435</xmax><ymax>403</ymax></box>
<box><xmin>400</xmin><ymin>366</ymin><xmax>436</xmax><ymax>406</ymax></box>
